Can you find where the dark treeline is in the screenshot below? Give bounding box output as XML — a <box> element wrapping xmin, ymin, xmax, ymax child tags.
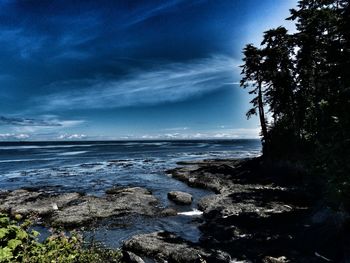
<box><xmin>241</xmin><ymin>0</ymin><xmax>350</xmax><ymax>209</ymax></box>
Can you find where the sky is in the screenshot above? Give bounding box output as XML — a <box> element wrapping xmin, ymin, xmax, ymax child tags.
<box><xmin>0</xmin><ymin>0</ymin><xmax>297</xmax><ymax>141</ymax></box>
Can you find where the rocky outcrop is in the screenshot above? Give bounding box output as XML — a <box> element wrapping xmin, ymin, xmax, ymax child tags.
<box><xmin>167</xmin><ymin>191</ymin><xmax>193</xmax><ymax>205</ymax></box>
<box><xmin>167</xmin><ymin>159</ymin><xmax>247</xmax><ymax>193</ymax></box>
<box><xmin>166</xmin><ymin>158</ymin><xmax>325</xmax><ymax>262</ymax></box>
<box><xmin>123</xmin><ymin>231</ymin><xmax>232</xmax><ymax>263</ymax></box>
<box><xmin>0</xmin><ymin>187</ymin><xmax>161</xmax><ymax>227</ymax></box>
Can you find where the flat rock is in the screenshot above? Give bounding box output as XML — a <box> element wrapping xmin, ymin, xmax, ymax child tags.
<box><xmin>123</xmin><ymin>231</ymin><xmax>232</xmax><ymax>263</ymax></box>
<box><xmin>198</xmin><ymin>189</ymin><xmax>294</xmax><ymax>219</ymax></box>
<box><xmin>167</xmin><ymin>159</ymin><xmax>244</xmax><ymax>193</ymax></box>
<box><xmin>0</xmin><ymin>187</ymin><xmax>162</xmax><ymax>227</ymax></box>
<box><xmin>167</xmin><ymin>191</ymin><xmax>193</xmax><ymax>205</ymax></box>
<box><xmin>0</xmin><ymin>189</ymin><xmax>81</xmax><ymax>216</ymax></box>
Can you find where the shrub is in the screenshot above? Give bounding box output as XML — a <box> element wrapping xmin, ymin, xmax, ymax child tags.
<box><xmin>0</xmin><ymin>214</ymin><xmax>123</xmax><ymax>263</ymax></box>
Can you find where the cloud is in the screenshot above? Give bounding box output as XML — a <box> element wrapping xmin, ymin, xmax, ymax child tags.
<box><xmin>0</xmin><ymin>133</ymin><xmax>30</xmax><ymax>140</ymax></box>
<box><xmin>0</xmin><ymin>28</ymin><xmax>47</xmax><ymax>59</ymax></box>
<box><xmin>58</xmin><ymin>134</ymin><xmax>87</xmax><ymax>140</ymax></box>
<box><xmin>36</xmin><ymin>55</ymin><xmax>239</xmax><ymax>111</ymax></box>
<box><xmin>125</xmin><ymin>0</ymin><xmax>188</xmax><ymax>27</ymax></box>
<box><xmin>0</xmin><ymin>116</ymin><xmax>62</xmax><ymax>127</ymax></box>
<box><xmin>163</xmin><ymin>127</ymin><xmax>189</xmax><ymax>131</ymax></box>
<box><xmin>0</xmin><ymin>116</ymin><xmax>85</xmax><ymax>127</ymax></box>
<box><xmin>123</xmin><ymin>128</ymin><xmax>260</xmax><ymax>140</ymax></box>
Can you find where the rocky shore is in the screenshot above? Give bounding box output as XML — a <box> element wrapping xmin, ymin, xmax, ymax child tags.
<box><xmin>1</xmin><ymin>157</ymin><xmax>348</xmax><ymax>262</ymax></box>
<box><xmin>123</xmin><ymin>158</ymin><xmax>349</xmax><ymax>262</ymax></box>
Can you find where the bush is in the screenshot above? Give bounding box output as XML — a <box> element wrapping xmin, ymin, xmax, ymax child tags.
<box><xmin>0</xmin><ymin>214</ymin><xmax>123</xmax><ymax>263</ymax></box>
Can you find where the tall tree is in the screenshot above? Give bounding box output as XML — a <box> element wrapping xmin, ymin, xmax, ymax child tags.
<box><xmin>240</xmin><ymin>45</ymin><xmax>269</xmax><ymax>153</ymax></box>
<box><xmin>241</xmin><ymin>0</ymin><xmax>350</xmax><ymax>211</ymax></box>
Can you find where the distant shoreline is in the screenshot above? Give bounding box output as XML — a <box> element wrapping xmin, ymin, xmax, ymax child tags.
<box><xmin>0</xmin><ymin>138</ymin><xmax>261</xmax><ymax>143</ymax></box>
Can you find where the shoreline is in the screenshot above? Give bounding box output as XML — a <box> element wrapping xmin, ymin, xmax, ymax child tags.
<box><xmin>123</xmin><ymin>157</ymin><xmax>348</xmax><ymax>262</ymax></box>
<box><xmin>0</xmin><ymin>157</ymin><xmax>347</xmax><ymax>262</ymax></box>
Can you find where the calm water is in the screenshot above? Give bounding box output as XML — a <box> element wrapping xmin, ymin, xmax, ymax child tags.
<box><xmin>0</xmin><ymin>139</ymin><xmax>261</xmax><ymax>247</ymax></box>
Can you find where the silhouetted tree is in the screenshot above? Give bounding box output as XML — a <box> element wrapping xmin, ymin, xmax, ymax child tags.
<box><xmin>241</xmin><ymin>0</ymin><xmax>350</xmax><ymax>209</ymax></box>
<box><xmin>240</xmin><ymin>45</ymin><xmax>269</xmax><ymax>154</ymax></box>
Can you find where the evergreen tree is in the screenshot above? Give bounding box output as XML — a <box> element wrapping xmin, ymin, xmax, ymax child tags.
<box><xmin>240</xmin><ymin>45</ymin><xmax>269</xmax><ymax>154</ymax></box>
<box><xmin>241</xmin><ymin>0</ymin><xmax>350</xmax><ymax>208</ymax></box>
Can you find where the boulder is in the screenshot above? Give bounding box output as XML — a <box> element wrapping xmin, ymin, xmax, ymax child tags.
<box><xmin>167</xmin><ymin>191</ymin><xmax>193</xmax><ymax>205</ymax></box>
<box><xmin>160</xmin><ymin>208</ymin><xmax>178</xmax><ymax>217</ymax></box>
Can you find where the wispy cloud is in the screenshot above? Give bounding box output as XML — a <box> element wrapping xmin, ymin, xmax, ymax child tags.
<box><xmin>0</xmin><ymin>116</ymin><xmax>62</xmax><ymax>127</ymax></box>
<box><xmin>0</xmin><ymin>116</ymin><xmax>85</xmax><ymax>127</ymax></box>
<box><xmin>0</xmin><ymin>28</ymin><xmax>47</xmax><ymax>59</ymax></box>
<box><xmin>163</xmin><ymin>127</ymin><xmax>189</xmax><ymax>131</ymax></box>
<box><xmin>125</xmin><ymin>0</ymin><xmax>188</xmax><ymax>27</ymax></box>
<box><xmin>36</xmin><ymin>55</ymin><xmax>239</xmax><ymax>111</ymax></box>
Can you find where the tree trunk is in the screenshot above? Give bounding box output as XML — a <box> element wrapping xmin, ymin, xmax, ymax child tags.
<box><xmin>257</xmin><ymin>81</ymin><xmax>269</xmax><ymax>154</ymax></box>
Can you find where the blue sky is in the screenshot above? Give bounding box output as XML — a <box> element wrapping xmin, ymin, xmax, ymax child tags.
<box><xmin>0</xmin><ymin>0</ymin><xmax>297</xmax><ymax>141</ymax></box>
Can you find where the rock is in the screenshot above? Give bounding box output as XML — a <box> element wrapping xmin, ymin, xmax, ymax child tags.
<box><xmin>198</xmin><ymin>192</ymin><xmax>293</xmax><ymax>219</ymax></box>
<box><xmin>122</xmin><ymin>251</ymin><xmax>145</xmax><ymax>263</ymax></box>
<box><xmin>123</xmin><ymin>231</ymin><xmax>234</xmax><ymax>263</ymax></box>
<box><xmin>168</xmin><ymin>191</ymin><xmax>193</xmax><ymax>205</ymax></box>
<box><xmin>123</xmin><ymin>231</ymin><xmax>210</xmax><ymax>263</ymax></box>
<box><xmin>106</xmin><ymin>186</ymin><xmax>151</xmax><ymax>195</ymax></box>
<box><xmin>52</xmin><ymin>187</ymin><xmax>160</xmax><ymax>226</ymax></box>
<box><xmin>0</xmin><ymin>187</ymin><xmax>161</xmax><ymax>227</ymax></box>
<box><xmin>0</xmin><ymin>189</ymin><xmax>81</xmax><ymax>216</ymax></box>
<box><xmin>167</xmin><ymin>161</ymin><xmax>244</xmax><ymax>194</ymax></box>
<box><xmin>160</xmin><ymin>208</ymin><xmax>178</xmax><ymax>216</ymax></box>
<box><xmin>263</xmin><ymin>256</ymin><xmax>290</xmax><ymax>263</ymax></box>
<box><xmin>311</xmin><ymin>206</ymin><xmax>349</xmax><ymax>226</ymax></box>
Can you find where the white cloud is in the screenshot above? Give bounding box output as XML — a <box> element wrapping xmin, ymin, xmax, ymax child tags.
<box><xmin>124</xmin><ymin>0</ymin><xmax>203</xmax><ymax>27</ymax></box>
<box><xmin>36</xmin><ymin>55</ymin><xmax>239</xmax><ymax>110</ymax></box>
<box><xmin>58</xmin><ymin>134</ymin><xmax>87</xmax><ymax>140</ymax></box>
<box><xmin>125</xmin><ymin>128</ymin><xmax>260</xmax><ymax>140</ymax></box>
<box><xmin>0</xmin><ymin>133</ymin><xmax>30</xmax><ymax>140</ymax></box>
<box><xmin>0</xmin><ymin>116</ymin><xmax>86</xmax><ymax>141</ymax></box>
<box><xmin>59</xmin><ymin>120</ymin><xmax>86</xmax><ymax>128</ymax></box>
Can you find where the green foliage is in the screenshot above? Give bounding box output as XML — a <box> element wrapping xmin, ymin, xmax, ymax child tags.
<box><xmin>241</xmin><ymin>0</ymin><xmax>350</xmax><ymax>209</ymax></box>
<box><xmin>0</xmin><ymin>214</ymin><xmax>123</xmax><ymax>263</ymax></box>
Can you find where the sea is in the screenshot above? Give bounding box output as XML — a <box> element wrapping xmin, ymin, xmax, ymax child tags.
<box><xmin>0</xmin><ymin>139</ymin><xmax>261</xmax><ymax>247</ymax></box>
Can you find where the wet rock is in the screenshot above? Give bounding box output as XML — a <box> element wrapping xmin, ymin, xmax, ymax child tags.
<box><xmin>198</xmin><ymin>192</ymin><xmax>293</xmax><ymax>219</ymax></box>
<box><xmin>166</xmin><ymin>158</ymin><xmax>319</xmax><ymax>262</ymax></box>
<box><xmin>168</xmin><ymin>160</ymin><xmax>244</xmax><ymax>194</ymax></box>
<box><xmin>263</xmin><ymin>256</ymin><xmax>290</xmax><ymax>263</ymax></box>
<box><xmin>123</xmin><ymin>231</ymin><xmax>210</xmax><ymax>263</ymax></box>
<box><xmin>0</xmin><ymin>189</ymin><xmax>81</xmax><ymax>216</ymax></box>
<box><xmin>106</xmin><ymin>186</ymin><xmax>151</xmax><ymax>195</ymax></box>
<box><xmin>122</xmin><ymin>251</ymin><xmax>145</xmax><ymax>263</ymax></box>
<box><xmin>160</xmin><ymin>208</ymin><xmax>178</xmax><ymax>216</ymax></box>
<box><xmin>0</xmin><ymin>187</ymin><xmax>161</xmax><ymax>227</ymax></box>
<box><xmin>53</xmin><ymin>187</ymin><xmax>160</xmax><ymax>226</ymax></box>
<box><xmin>168</xmin><ymin>191</ymin><xmax>193</xmax><ymax>205</ymax></box>
<box><xmin>123</xmin><ymin>231</ymin><xmax>235</xmax><ymax>263</ymax></box>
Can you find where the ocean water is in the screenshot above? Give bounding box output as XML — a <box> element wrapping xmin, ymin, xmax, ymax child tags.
<box><xmin>0</xmin><ymin>139</ymin><xmax>261</xmax><ymax>247</ymax></box>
